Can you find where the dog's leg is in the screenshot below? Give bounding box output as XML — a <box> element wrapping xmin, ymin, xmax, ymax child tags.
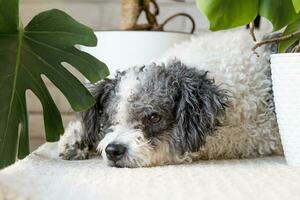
<box><xmin>58</xmin><ymin>120</ymin><xmax>89</xmax><ymax>160</ymax></box>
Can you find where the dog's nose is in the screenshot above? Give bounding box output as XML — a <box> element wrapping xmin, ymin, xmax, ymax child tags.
<box><xmin>105</xmin><ymin>143</ymin><xmax>127</xmax><ymax>162</ymax></box>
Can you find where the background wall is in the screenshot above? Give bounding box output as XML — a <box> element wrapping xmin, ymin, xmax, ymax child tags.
<box><xmin>20</xmin><ymin>0</ymin><xmax>207</xmax><ymax>33</ymax></box>
<box><xmin>21</xmin><ymin>0</ymin><xmax>271</xmax><ymax>151</ymax></box>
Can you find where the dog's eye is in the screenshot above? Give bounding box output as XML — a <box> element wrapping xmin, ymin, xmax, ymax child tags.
<box><xmin>148</xmin><ymin>113</ymin><xmax>161</xmax><ymax>124</ymax></box>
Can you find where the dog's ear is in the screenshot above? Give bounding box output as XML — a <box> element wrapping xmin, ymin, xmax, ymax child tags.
<box><xmin>173</xmin><ymin>63</ymin><xmax>228</xmax><ymax>152</ymax></box>
<box><xmin>81</xmin><ymin>78</ymin><xmax>118</xmax><ymax>144</ymax></box>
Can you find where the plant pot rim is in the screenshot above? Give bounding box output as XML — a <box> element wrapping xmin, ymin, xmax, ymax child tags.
<box><xmin>94</xmin><ymin>30</ymin><xmax>193</xmax><ymax>35</ymax></box>
<box><xmin>271</xmin><ymin>53</ymin><xmax>300</xmax><ymax>58</ymax></box>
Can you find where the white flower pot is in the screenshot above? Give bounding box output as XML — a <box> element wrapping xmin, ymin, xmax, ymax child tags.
<box><xmin>81</xmin><ymin>31</ymin><xmax>191</xmax><ymax>74</ymax></box>
<box><xmin>271</xmin><ymin>53</ymin><xmax>300</xmax><ymax>166</ymax></box>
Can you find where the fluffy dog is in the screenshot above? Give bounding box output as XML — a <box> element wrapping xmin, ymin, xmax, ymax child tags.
<box><xmin>58</xmin><ymin>30</ymin><xmax>283</xmax><ymax>167</ymax></box>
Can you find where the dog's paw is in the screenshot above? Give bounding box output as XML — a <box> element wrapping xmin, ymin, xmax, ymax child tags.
<box><xmin>59</xmin><ymin>142</ymin><xmax>89</xmax><ymax>160</ymax></box>
<box><xmin>58</xmin><ymin>120</ymin><xmax>89</xmax><ymax>160</ymax></box>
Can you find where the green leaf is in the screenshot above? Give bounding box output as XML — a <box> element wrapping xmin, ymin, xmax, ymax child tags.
<box><xmin>259</xmin><ymin>0</ymin><xmax>299</xmax><ymax>31</ymax></box>
<box><xmin>292</xmin><ymin>0</ymin><xmax>300</xmax><ymax>13</ymax></box>
<box><xmin>0</xmin><ymin>9</ymin><xmax>109</xmax><ymax>168</ymax></box>
<box><xmin>278</xmin><ymin>20</ymin><xmax>300</xmax><ymax>52</ymax></box>
<box><xmin>0</xmin><ymin>0</ymin><xmax>19</xmax><ymax>33</ymax></box>
<box><xmin>196</xmin><ymin>0</ymin><xmax>259</xmax><ymax>31</ymax></box>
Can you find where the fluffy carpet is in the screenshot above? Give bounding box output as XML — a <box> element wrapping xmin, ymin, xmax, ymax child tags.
<box><xmin>1</xmin><ymin>143</ymin><xmax>300</xmax><ymax>200</ymax></box>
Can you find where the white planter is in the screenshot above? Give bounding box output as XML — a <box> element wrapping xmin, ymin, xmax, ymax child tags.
<box><xmin>271</xmin><ymin>53</ymin><xmax>300</xmax><ymax>166</ymax></box>
<box><xmin>81</xmin><ymin>31</ymin><xmax>191</xmax><ymax>75</ymax></box>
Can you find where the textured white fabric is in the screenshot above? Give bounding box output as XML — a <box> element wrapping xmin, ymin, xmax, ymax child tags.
<box><xmin>1</xmin><ymin>143</ymin><xmax>300</xmax><ymax>200</ymax></box>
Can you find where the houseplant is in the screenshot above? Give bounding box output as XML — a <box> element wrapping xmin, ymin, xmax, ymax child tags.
<box><xmin>196</xmin><ymin>0</ymin><xmax>300</xmax><ymax>166</ymax></box>
<box><xmin>0</xmin><ymin>0</ymin><xmax>109</xmax><ymax>168</ymax></box>
<box><xmin>81</xmin><ymin>0</ymin><xmax>195</xmax><ymax>72</ymax></box>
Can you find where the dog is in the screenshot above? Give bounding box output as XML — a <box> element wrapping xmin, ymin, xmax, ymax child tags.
<box><xmin>58</xmin><ymin>30</ymin><xmax>283</xmax><ymax>167</ymax></box>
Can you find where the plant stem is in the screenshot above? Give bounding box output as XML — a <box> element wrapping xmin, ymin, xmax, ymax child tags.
<box><xmin>292</xmin><ymin>41</ymin><xmax>300</xmax><ymax>53</ymax></box>
<box><xmin>249</xmin><ymin>22</ymin><xmax>256</xmax><ymax>42</ymax></box>
<box><xmin>252</xmin><ymin>29</ymin><xmax>300</xmax><ymax>55</ymax></box>
<box><xmin>155</xmin><ymin>13</ymin><xmax>195</xmax><ymax>33</ymax></box>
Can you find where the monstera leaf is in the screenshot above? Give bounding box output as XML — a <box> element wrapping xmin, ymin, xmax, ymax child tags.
<box><xmin>196</xmin><ymin>0</ymin><xmax>259</xmax><ymax>31</ymax></box>
<box><xmin>0</xmin><ymin>0</ymin><xmax>109</xmax><ymax>168</ymax></box>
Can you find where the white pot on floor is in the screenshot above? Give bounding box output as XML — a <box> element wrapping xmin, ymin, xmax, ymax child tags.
<box><xmin>271</xmin><ymin>53</ymin><xmax>300</xmax><ymax>166</ymax></box>
<box><xmin>81</xmin><ymin>31</ymin><xmax>191</xmax><ymax>74</ymax></box>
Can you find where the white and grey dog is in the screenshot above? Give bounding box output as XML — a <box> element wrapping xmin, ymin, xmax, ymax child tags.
<box><xmin>59</xmin><ymin>30</ymin><xmax>283</xmax><ymax>167</ymax></box>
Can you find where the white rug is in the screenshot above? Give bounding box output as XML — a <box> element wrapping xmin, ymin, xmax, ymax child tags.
<box><xmin>1</xmin><ymin>143</ymin><xmax>300</xmax><ymax>200</ymax></box>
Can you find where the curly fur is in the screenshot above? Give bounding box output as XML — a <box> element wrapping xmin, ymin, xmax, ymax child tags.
<box><xmin>160</xmin><ymin>30</ymin><xmax>283</xmax><ymax>160</ymax></box>
<box><xmin>173</xmin><ymin>67</ymin><xmax>228</xmax><ymax>153</ymax></box>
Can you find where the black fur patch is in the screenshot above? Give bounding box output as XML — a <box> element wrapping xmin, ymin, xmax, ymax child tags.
<box><xmin>81</xmin><ymin>76</ymin><xmax>120</xmax><ymax>146</ymax></box>
<box><xmin>169</xmin><ymin>61</ymin><xmax>228</xmax><ymax>152</ymax></box>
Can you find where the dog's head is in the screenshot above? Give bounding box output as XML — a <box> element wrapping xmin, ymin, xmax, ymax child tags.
<box><xmin>82</xmin><ymin>61</ymin><xmax>227</xmax><ymax>167</ymax></box>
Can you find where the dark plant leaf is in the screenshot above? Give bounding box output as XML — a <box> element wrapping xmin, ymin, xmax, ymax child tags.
<box><xmin>0</xmin><ymin>0</ymin><xmax>19</xmax><ymax>33</ymax></box>
<box><xmin>0</xmin><ymin>8</ymin><xmax>109</xmax><ymax>168</ymax></box>
<box><xmin>196</xmin><ymin>0</ymin><xmax>259</xmax><ymax>31</ymax></box>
